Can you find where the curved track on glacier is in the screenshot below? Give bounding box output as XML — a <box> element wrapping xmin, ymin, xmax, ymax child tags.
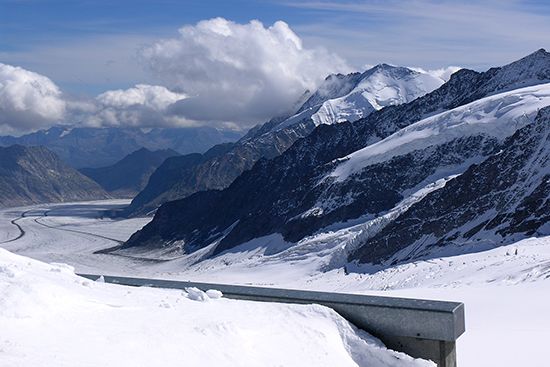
<box><xmin>0</xmin><ymin>210</ymin><xmax>31</xmax><ymax>244</ymax></box>
<box><xmin>31</xmin><ymin>212</ymin><xmax>166</xmax><ymax>263</ymax></box>
<box><xmin>0</xmin><ymin>208</ymin><xmax>124</xmax><ymax>246</ymax></box>
<box><xmin>0</xmin><ymin>201</ymin><xmax>166</xmax><ymax>269</ymax></box>
<box><xmin>34</xmin><ymin>210</ymin><xmax>124</xmax><ymax>245</ymax></box>
<box><xmin>30</xmin><ymin>210</ymin><xmax>166</xmax><ymax>264</ymax></box>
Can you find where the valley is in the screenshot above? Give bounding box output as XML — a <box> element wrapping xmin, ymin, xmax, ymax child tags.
<box><xmin>2</xmin><ymin>3</ymin><xmax>550</xmax><ymax>366</ymax></box>
<box><xmin>0</xmin><ymin>200</ymin><xmax>153</xmax><ymax>274</ymax></box>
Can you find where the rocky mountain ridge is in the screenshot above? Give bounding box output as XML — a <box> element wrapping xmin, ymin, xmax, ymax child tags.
<box><xmin>120</xmin><ymin>49</ymin><xmax>550</xmax><ymax>261</ymax></box>
<box><xmin>351</xmin><ymin>106</ymin><xmax>550</xmax><ymax>265</ymax></box>
<box><xmin>79</xmin><ymin>148</ymin><xmax>179</xmax><ymax>198</ymax></box>
<box><xmin>124</xmin><ymin>64</ymin><xmax>444</xmax><ymax>216</ymax></box>
<box><xmin>0</xmin><ymin>126</ymin><xmax>241</xmax><ymax>168</ymax></box>
<box><xmin>0</xmin><ymin>145</ymin><xmax>110</xmax><ymax>207</ymax></box>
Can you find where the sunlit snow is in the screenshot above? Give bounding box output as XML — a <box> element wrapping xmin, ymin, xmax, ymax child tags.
<box><xmin>330</xmin><ymin>82</ymin><xmax>550</xmax><ymax>181</ymax></box>
<box><xmin>1</xmin><ymin>200</ymin><xmax>550</xmax><ymax>367</ymax></box>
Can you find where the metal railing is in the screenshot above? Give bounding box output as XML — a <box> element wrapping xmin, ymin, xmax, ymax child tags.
<box><xmin>78</xmin><ymin>273</ymin><xmax>465</xmax><ymax>367</ymax></box>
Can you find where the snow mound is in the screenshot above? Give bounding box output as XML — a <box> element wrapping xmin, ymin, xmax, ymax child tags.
<box><xmin>0</xmin><ymin>248</ymin><xmax>433</xmax><ymax>367</ymax></box>
<box><xmin>184</xmin><ymin>286</ymin><xmax>223</xmax><ymax>301</ymax></box>
<box><xmin>330</xmin><ymin>82</ymin><xmax>550</xmax><ymax>181</ymax></box>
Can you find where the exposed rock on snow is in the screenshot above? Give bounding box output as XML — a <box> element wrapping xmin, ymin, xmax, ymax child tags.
<box><xmin>350</xmin><ymin>105</ymin><xmax>550</xmax><ymax>264</ymax></box>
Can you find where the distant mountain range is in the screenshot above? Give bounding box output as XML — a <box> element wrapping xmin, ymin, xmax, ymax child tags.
<box><xmin>120</xmin><ymin>49</ymin><xmax>550</xmax><ymax>265</ymax></box>
<box><xmin>0</xmin><ymin>126</ymin><xmax>241</xmax><ymax>168</ymax></box>
<box><xmin>79</xmin><ymin>148</ymin><xmax>180</xmax><ymax>198</ymax></box>
<box><xmin>0</xmin><ymin>145</ymin><xmax>109</xmax><ymax>207</ymax></box>
<box><xmin>122</xmin><ymin>64</ymin><xmax>446</xmax><ymax>216</ymax></box>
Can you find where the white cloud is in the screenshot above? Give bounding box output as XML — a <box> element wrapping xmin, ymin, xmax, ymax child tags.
<box><xmin>0</xmin><ymin>19</ymin><xmax>350</xmax><ymax>133</ymax></box>
<box><xmin>0</xmin><ymin>63</ymin><xmax>66</xmax><ymax>134</ymax></box>
<box><xmin>97</xmin><ymin>84</ymin><xmax>186</xmax><ymax>110</ymax></box>
<box><xmin>410</xmin><ymin>66</ymin><xmax>462</xmax><ymax>82</ymax></box>
<box><xmin>140</xmin><ymin>18</ymin><xmax>351</xmax><ymax>125</ymax></box>
<box><xmin>0</xmin><ymin>64</ymin><xmax>190</xmax><ymax>134</ymax></box>
<box><xmin>72</xmin><ymin>84</ymin><xmax>191</xmax><ymax>128</ymax></box>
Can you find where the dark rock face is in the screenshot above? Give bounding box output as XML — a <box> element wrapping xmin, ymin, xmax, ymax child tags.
<box><xmin>280</xmin><ymin>135</ymin><xmax>500</xmax><ymax>243</ymax></box>
<box><xmin>0</xmin><ymin>126</ymin><xmax>241</xmax><ymax>168</ymax></box>
<box><xmin>123</xmin><ymin>73</ymin><xmax>355</xmax><ymax>217</ymax></box>
<box><xmin>0</xmin><ymin>145</ymin><xmax>110</xmax><ymax>207</ymax></box>
<box><xmin>122</xmin><ymin>49</ymin><xmax>550</xmax><ymax>256</ymax></box>
<box><xmin>122</xmin><ymin>64</ymin><xmax>442</xmax><ymax>217</ymax></box>
<box><xmin>120</xmin><ymin>143</ymin><xmax>233</xmax><ymax>216</ymax></box>
<box><xmin>350</xmin><ymin>107</ymin><xmax>550</xmax><ymax>264</ymax></box>
<box><xmin>123</xmin><ymin>120</ymin><xmax>315</xmax><ymax>216</ymax></box>
<box><xmin>79</xmin><ymin>148</ymin><xmax>180</xmax><ymax>198</ymax></box>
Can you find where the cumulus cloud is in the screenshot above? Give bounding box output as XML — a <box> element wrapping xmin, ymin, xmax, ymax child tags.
<box><xmin>1</xmin><ymin>19</ymin><xmax>350</xmax><ymax>133</ymax></box>
<box><xmin>0</xmin><ymin>63</ymin><xmax>66</xmax><ymax>135</ymax></box>
<box><xmin>81</xmin><ymin>84</ymin><xmax>189</xmax><ymax>128</ymax></box>
<box><xmin>0</xmin><ymin>67</ymin><xmax>189</xmax><ymax>134</ymax></box>
<box><xmin>140</xmin><ymin>18</ymin><xmax>351</xmax><ymax>125</ymax></box>
<box><xmin>96</xmin><ymin>84</ymin><xmax>186</xmax><ymax>110</ymax></box>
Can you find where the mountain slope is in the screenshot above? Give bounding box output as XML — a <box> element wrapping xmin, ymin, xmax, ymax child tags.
<box><xmin>0</xmin><ymin>145</ymin><xmax>110</xmax><ymax>207</ymax></box>
<box><xmin>121</xmin><ymin>49</ymin><xmax>550</xmax><ymax>256</ymax></box>
<box><xmin>124</xmin><ymin>64</ymin><xmax>444</xmax><ymax>216</ymax></box>
<box><xmin>119</xmin><ymin>143</ymin><xmax>235</xmax><ymax>216</ymax></box>
<box><xmin>350</xmin><ymin>106</ymin><xmax>550</xmax><ymax>265</ymax></box>
<box><xmin>79</xmin><ymin>148</ymin><xmax>179</xmax><ymax>198</ymax></box>
<box><xmin>0</xmin><ymin>126</ymin><xmax>241</xmax><ymax>168</ymax></box>
<box><xmin>123</xmin><ymin>121</ymin><xmax>316</xmax><ymax>216</ymax></box>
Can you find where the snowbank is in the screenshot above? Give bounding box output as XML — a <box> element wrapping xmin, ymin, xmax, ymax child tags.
<box><xmin>0</xmin><ymin>248</ymin><xmax>432</xmax><ymax>367</ymax></box>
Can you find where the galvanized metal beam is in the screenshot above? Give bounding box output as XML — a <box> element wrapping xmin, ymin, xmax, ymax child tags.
<box><xmin>78</xmin><ymin>273</ymin><xmax>465</xmax><ymax>367</ymax></box>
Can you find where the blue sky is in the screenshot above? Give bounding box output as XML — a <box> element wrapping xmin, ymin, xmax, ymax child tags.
<box><xmin>2</xmin><ymin>0</ymin><xmax>550</xmax><ymax>95</ymax></box>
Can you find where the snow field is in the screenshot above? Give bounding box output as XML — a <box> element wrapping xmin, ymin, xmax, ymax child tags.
<box><xmin>0</xmin><ymin>248</ymin><xmax>432</xmax><ymax>367</ymax></box>
<box><xmin>1</xmin><ymin>201</ymin><xmax>550</xmax><ymax>366</ymax></box>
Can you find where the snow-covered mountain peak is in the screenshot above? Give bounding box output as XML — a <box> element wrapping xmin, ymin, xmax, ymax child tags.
<box><xmin>308</xmin><ymin>64</ymin><xmax>446</xmax><ymax>126</ymax></box>
<box><xmin>269</xmin><ymin>64</ymin><xmax>445</xmax><ymax>132</ymax></box>
<box><xmin>353</xmin><ymin>63</ymin><xmax>444</xmax><ymax>110</ymax></box>
<box><xmin>361</xmin><ymin>63</ymin><xmax>415</xmax><ymax>79</ymax></box>
<box><xmin>296</xmin><ymin>72</ymin><xmax>363</xmax><ymax>113</ymax></box>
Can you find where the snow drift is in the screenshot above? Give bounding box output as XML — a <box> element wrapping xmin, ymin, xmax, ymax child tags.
<box><xmin>0</xmin><ymin>248</ymin><xmax>432</xmax><ymax>367</ymax></box>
